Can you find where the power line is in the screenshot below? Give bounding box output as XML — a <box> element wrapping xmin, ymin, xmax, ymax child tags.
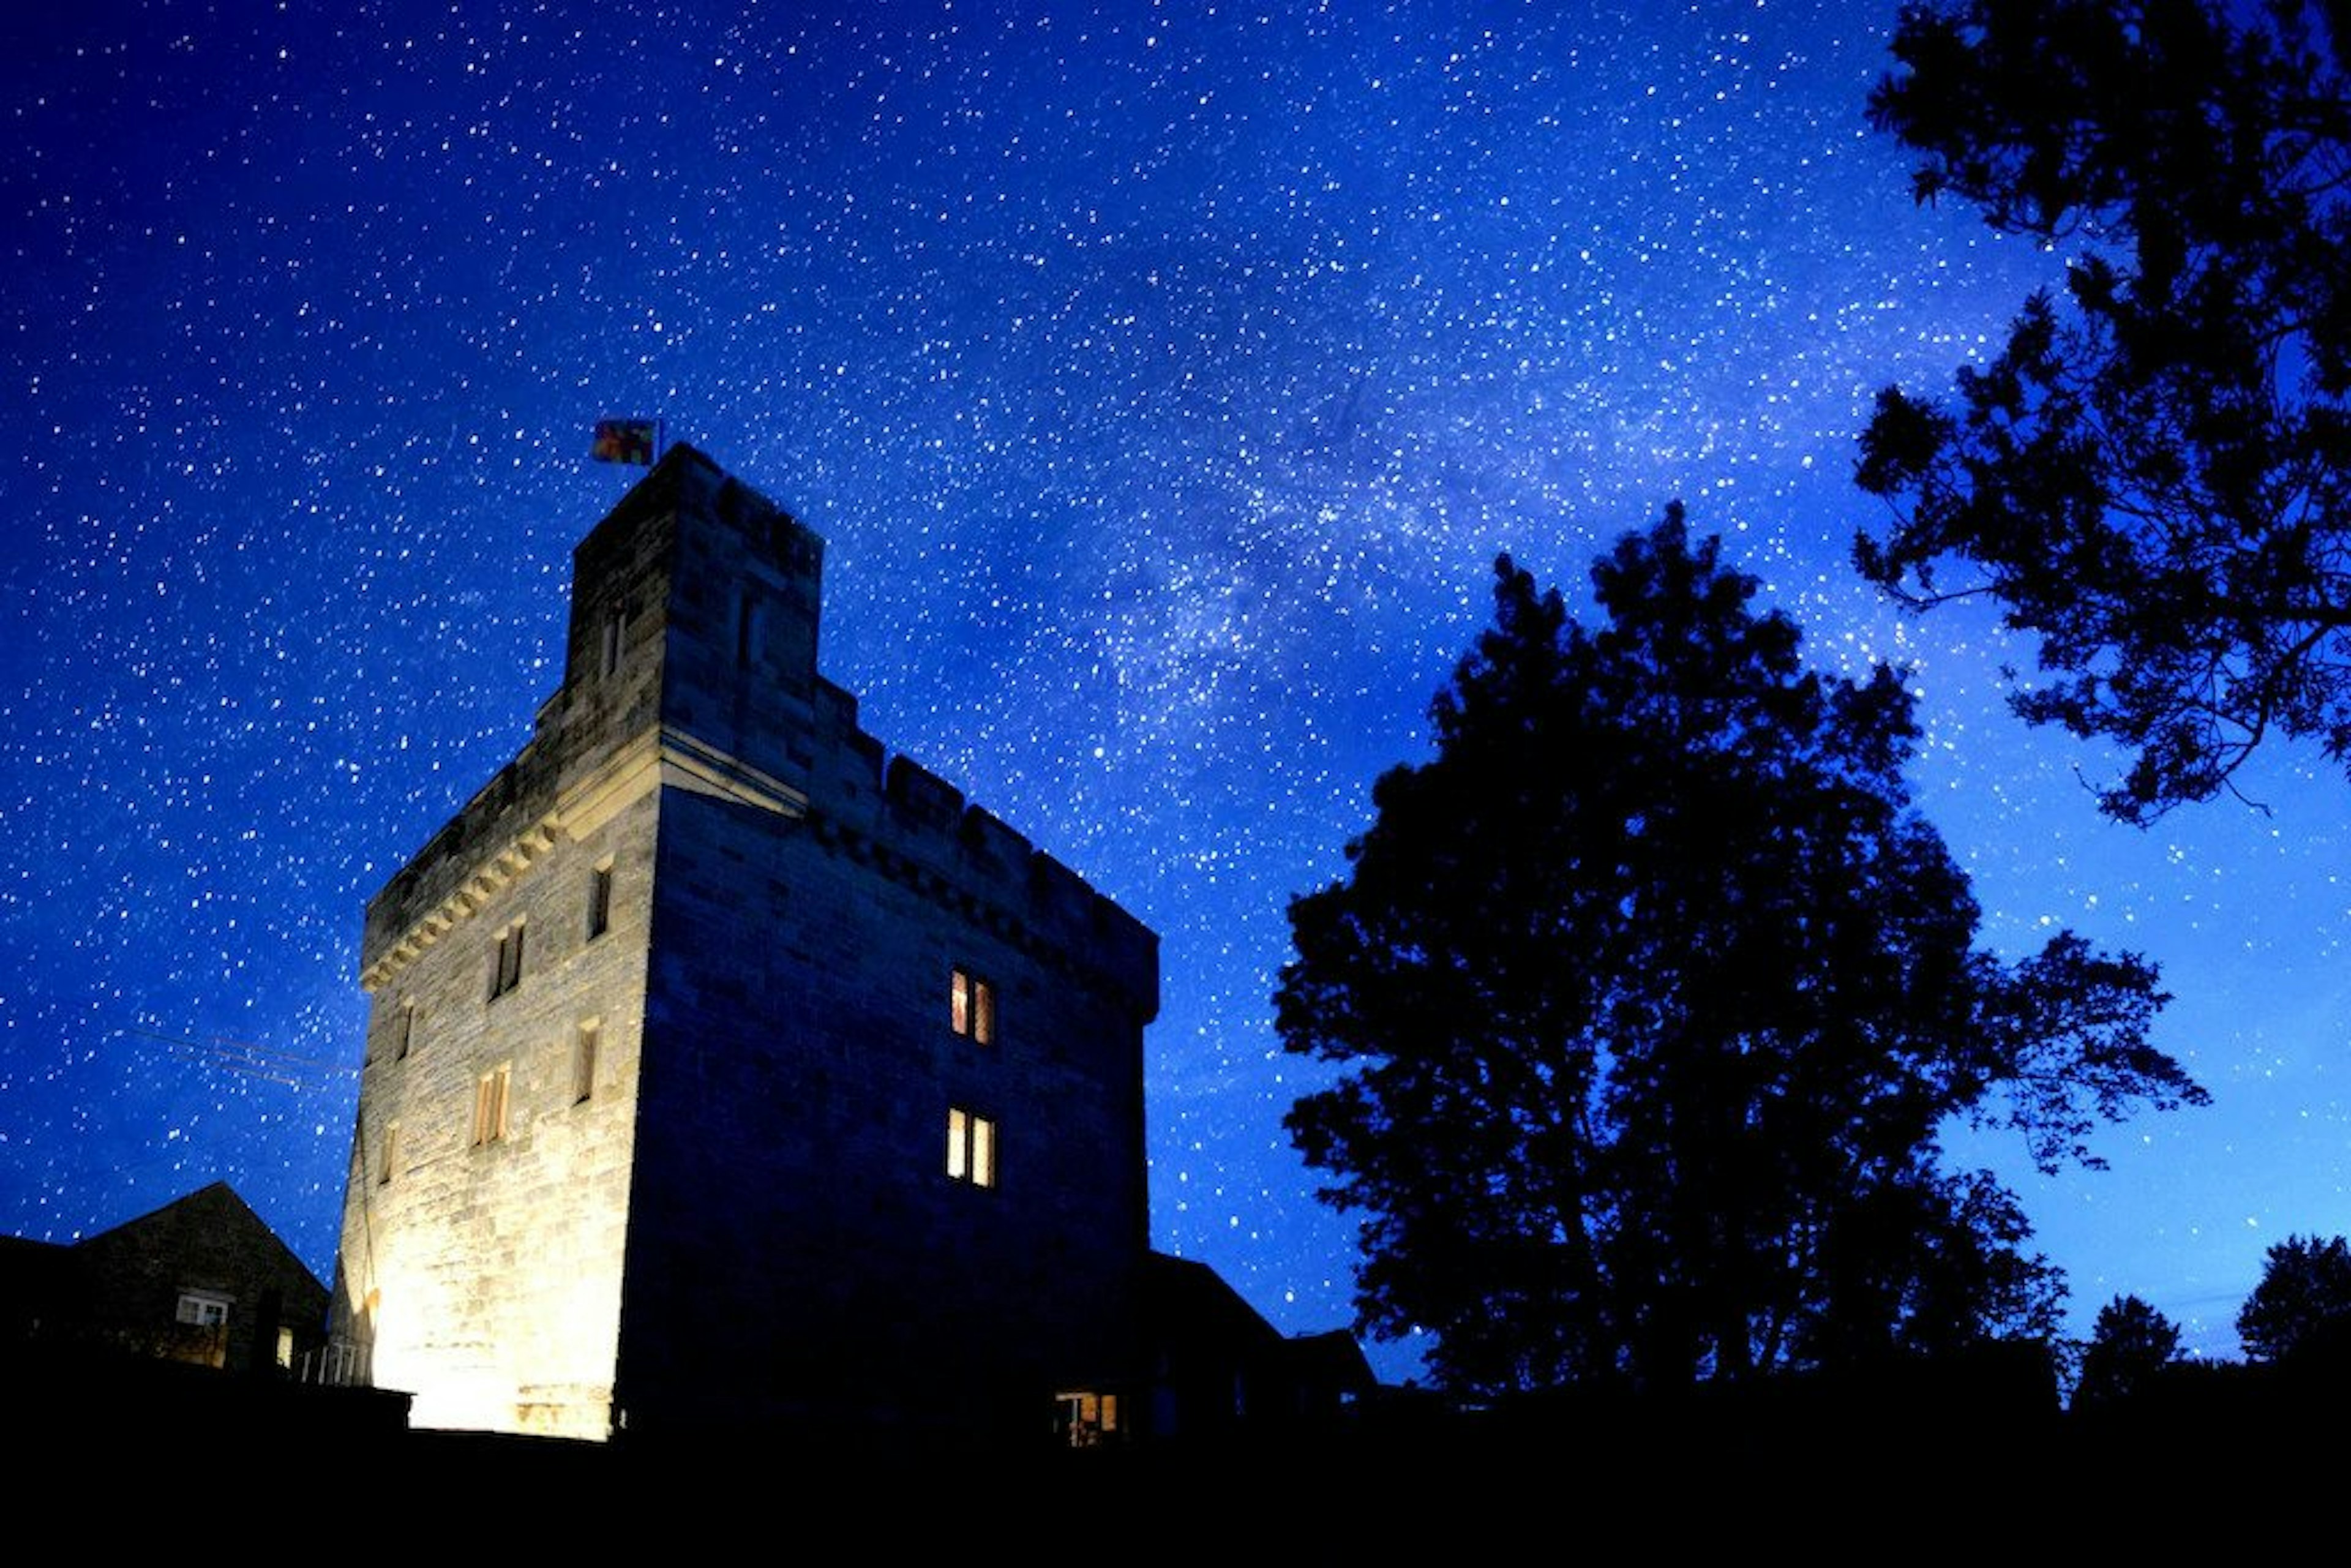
<box><xmin>120</xmin><ymin>1027</ymin><xmax>360</xmax><ymax>1092</ymax></box>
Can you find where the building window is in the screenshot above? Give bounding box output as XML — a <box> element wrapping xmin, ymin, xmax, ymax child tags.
<box><xmin>735</xmin><ymin>590</ymin><xmax>761</xmax><ymax>669</ymax></box>
<box><xmin>601</xmin><ymin>606</ymin><xmax>629</xmax><ymax>677</ymax></box>
<box><xmin>380</xmin><ymin>1122</ymin><xmax>400</xmax><ymax>1187</ymax></box>
<box><xmin>587</xmin><ymin>861</ymin><xmax>614</xmax><ymax>940</ymax></box>
<box><xmin>175</xmin><ymin>1291</ymin><xmax>230</xmax><ymax>1328</ymax></box>
<box><xmin>491</xmin><ymin>921</ymin><xmax>526</xmax><ymax>1000</ymax></box>
<box><xmin>473</xmin><ymin>1065</ymin><xmax>511</xmax><ymax>1146</ymax></box>
<box><xmin>951</xmin><ymin>967</ymin><xmax>996</xmax><ymax>1046</ymax></box>
<box><xmin>946</xmin><ymin>1107</ymin><xmax>996</xmax><ymax>1188</ymax></box>
<box><xmin>1057</xmin><ymin>1390</ymin><xmax>1120</xmax><ymax>1447</ymax></box>
<box><xmin>392</xmin><ymin>1003</ymin><xmax>415</xmax><ymax>1062</ymax></box>
<box><xmin>573</xmin><ymin>1020</ymin><xmax>600</xmax><ymax>1105</ymax></box>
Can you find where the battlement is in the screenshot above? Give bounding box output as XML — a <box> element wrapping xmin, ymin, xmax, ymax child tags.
<box><xmin>359</xmin><ymin>742</ymin><xmax>564</xmax><ymax>982</ymax></box>
<box><xmin>800</xmin><ymin>683</ymin><xmax>1159</xmax><ymax>1024</ymax></box>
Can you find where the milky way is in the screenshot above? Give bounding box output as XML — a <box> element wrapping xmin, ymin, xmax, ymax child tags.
<box><xmin>4</xmin><ymin>0</ymin><xmax>2335</xmax><ymax>1381</ymax></box>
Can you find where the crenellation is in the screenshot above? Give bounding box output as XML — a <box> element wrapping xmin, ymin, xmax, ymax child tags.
<box><xmin>883</xmin><ymin>753</ymin><xmax>965</xmax><ymax>833</ymax></box>
<box><xmin>782</xmin><ymin>783</ymin><xmax>1158</xmax><ymax>1026</ymax></box>
<box><xmin>960</xmin><ymin>806</ymin><xmax>1033</xmax><ymax>874</ymax></box>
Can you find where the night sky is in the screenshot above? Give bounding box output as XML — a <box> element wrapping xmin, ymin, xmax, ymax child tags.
<box><xmin>5</xmin><ymin>0</ymin><xmax>2340</xmax><ymax>1384</ymax></box>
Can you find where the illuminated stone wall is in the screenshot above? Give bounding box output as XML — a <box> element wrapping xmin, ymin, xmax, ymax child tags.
<box><xmin>334</xmin><ymin>745</ymin><xmax>656</xmax><ymax>1438</ymax></box>
<box><xmin>333</xmin><ymin>447</ymin><xmax>1156</xmax><ymax>1441</ymax></box>
<box><xmin>332</xmin><ymin>452</ymin><xmax>704</xmax><ymax>1440</ymax></box>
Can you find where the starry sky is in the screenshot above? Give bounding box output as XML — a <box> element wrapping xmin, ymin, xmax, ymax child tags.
<box><xmin>5</xmin><ymin>0</ymin><xmax>2342</xmax><ymax>1385</ymax></box>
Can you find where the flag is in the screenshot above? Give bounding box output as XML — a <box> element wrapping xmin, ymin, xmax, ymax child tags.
<box><xmin>591</xmin><ymin>418</ymin><xmax>661</xmax><ymax>465</ymax></box>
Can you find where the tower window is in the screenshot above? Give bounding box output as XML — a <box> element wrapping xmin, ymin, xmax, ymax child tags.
<box><xmin>380</xmin><ymin>1122</ymin><xmax>400</xmax><ymax>1187</ymax></box>
<box><xmin>601</xmin><ymin>607</ymin><xmax>629</xmax><ymax>677</ymax></box>
<box><xmin>473</xmin><ymin>1066</ymin><xmax>511</xmax><ymax>1146</ymax></box>
<box><xmin>491</xmin><ymin>921</ymin><xmax>527</xmax><ymax>1000</ymax></box>
<box><xmin>587</xmin><ymin>862</ymin><xmax>614</xmax><ymax>940</ymax></box>
<box><xmin>392</xmin><ymin>1003</ymin><xmax>415</xmax><ymax>1062</ymax></box>
<box><xmin>735</xmin><ymin>591</ymin><xmax>761</xmax><ymax>669</ymax></box>
<box><xmin>951</xmin><ymin>967</ymin><xmax>996</xmax><ymax>1046</ymax></box>
<box><xmin>946</xmin><ymin>1107</ymin><xmax>997</xmax><ymax>1188</ymax></box>
<box><xmin>573</xmin><ymin>1020</ymin><xmax>600</xmax><ymax>1105</ymax></box>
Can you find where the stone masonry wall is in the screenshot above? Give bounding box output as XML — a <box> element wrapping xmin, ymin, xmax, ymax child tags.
<box><xmin>615</xmin><ymin>778</ymin><xmax>1151</xmax><ymax>1435</ymax></box>
<box><xmin>337</xmin><ymin>783</ymin><xmax>653</xmax><ymax>1438</ymax></box>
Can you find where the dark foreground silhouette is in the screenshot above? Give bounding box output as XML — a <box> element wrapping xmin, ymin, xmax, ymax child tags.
<box><xmin>10</xmin><ymin>1337</ymin><xmax>2336</xmax><ymax>1545</ymax></box>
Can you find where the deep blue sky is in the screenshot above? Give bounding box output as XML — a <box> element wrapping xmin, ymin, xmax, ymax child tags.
<box><xmin>4</xmin><ymin>0</ymin><xmax>2338</xmax><ymax>1381</ymax></box>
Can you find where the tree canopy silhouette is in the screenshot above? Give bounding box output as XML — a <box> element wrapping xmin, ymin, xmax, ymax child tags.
<box><xmin>2237</xmin><ymin>1232</ymin><xmax>2351</xmax><ymax>1362</ymax></box>
<box><xmin>2075</xmin><ymin>1292</ymin><xmax>2181</xmax><ymax>1406</ymax></box>
<box><xmin>1854</xmin><ymin>0</ymin><xmax>2351</xmax><ymax>822</ymax></box>
<box><xmin>1278</xmin><ymin>509</ymin><xmax>2207</xmax><ymax>1397</ymax></box>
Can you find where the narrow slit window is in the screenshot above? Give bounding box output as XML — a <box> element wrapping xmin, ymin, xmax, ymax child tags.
<box><xmin>601</xmin><ymin>606</ymin><xmax>629</xmax><ymax>677</ymax></box>
<box><xmin>735</xmin><ymin>591</ymin><xmax>760</xmax><ymax>669</ymax></box>
<box><xmin>574</xmin><ymin>1020</ymin><xmax>600</xmax><ymax>1105</ymax></box>
<box><xmin>473</xmin><ymin>1065</ymin><xmax>511</xmax><ymax>1146</ymax></box>
<box><xmin>492</xmin><ymin>921</ymin><xmax>526</xmax><ymax>1000</ymax></box>
<box><xmin>587</xmin><ymin>862</ymin><xmax>614</xmax><ymax>940</ymax></box>
<box><xmin>380</xmin><ymin>1122</ymin><xmax>400</xmax><ymax>1187</ymax></box>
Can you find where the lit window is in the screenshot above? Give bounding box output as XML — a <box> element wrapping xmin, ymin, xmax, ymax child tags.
<box><xmin>175</xmin><ymin>1292</ymin><xmax>230</xmax><ymax>1328</ymax></box>
<box><xmin>946</xmin><ymin>1107</ymin><xmax>996</xmax><ymax>1188</ymax></box>
<box><xmin>951</xmin><ymin>967</ymin><xmax>996</xmax><ymax>1046</ymax></box>
<box><xmin>587</xmin><ymin>862</ymin><xmax>614</xmax><ymax>940</ymax></box>
<box><xmin>573</xmin><ymin>1020</ymin><xmax>600</xmax><ymax>1105</ymax></box>
<box><xmin>473</xmin><ymin>1065</ymin><xmax>511</xmax><ymax>1146</ymax></box>
<box><xmin>1057</xmin><ymin>1390</ymin><xmax>1120</xmax><ymax>1447</ymax></box>
<box><xmin>491</xmin><ymin>921</ymin><xmax>526</xmax><ymax>1000</ymax></box>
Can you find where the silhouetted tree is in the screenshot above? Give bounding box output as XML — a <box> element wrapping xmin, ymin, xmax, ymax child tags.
<box><xmin>1854</xmin><ymin>1</ymin><xmax>2351</xmax><ymax>822</ymax></box>
<box><xmin>2075</xmin><ymin>1292</ymin><xmax>2181</xmax><ymax>1406</ymax></box>
<box><xmin>2237</xmin><ymin>1233</ymin><xmax>2351</xmax><ymax>1362</ymax></box>
<box><xmin>1278</xmin><ymin>508</ymin><xmax>2207</xmax><ymax>1397</ymax></box>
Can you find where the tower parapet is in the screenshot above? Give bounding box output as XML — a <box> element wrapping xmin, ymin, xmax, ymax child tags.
<box><xmin>797</xmin><ymin>695</ymin><xmax>1159</xmax><ymax>1027</ymax></box>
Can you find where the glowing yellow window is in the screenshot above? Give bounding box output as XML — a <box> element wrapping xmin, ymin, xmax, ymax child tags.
<box><xmin>951</xmin><ymin>967</ymin><xmax>996</xmax><ymax>1046</ymax></box>
<box><xmin>946</xmin><ymin>1107</ymin><xmax>996</xmax><ymax>1188</ymax></box>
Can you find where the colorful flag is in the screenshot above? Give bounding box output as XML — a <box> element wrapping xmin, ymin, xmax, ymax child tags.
<box><xmin>591</xmin><ymin>418</ymin><xmax>661</xmax><ymax>465</ymax></box>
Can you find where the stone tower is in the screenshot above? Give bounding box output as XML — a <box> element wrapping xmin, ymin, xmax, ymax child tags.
<box><xmin>331</xmin><ymin>446</ymin><xmax>1158</xmax><ymax>1441</ymax></box>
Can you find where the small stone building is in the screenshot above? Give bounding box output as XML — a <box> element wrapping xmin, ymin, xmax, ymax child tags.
<box><xmin>1138</xmin><ymin>1251</ymin><xmax>1376</xmax><ymax>1439</ymax></box>
<box><xmin>331</xmin><ymin>446</ymin><xmax>1157</xmax><ymax>1442</ymax></box>
<box><xmin>0</xmin><ymin>1182</ymin><xmax>328</xmax><ymax>1375</ymax></box>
